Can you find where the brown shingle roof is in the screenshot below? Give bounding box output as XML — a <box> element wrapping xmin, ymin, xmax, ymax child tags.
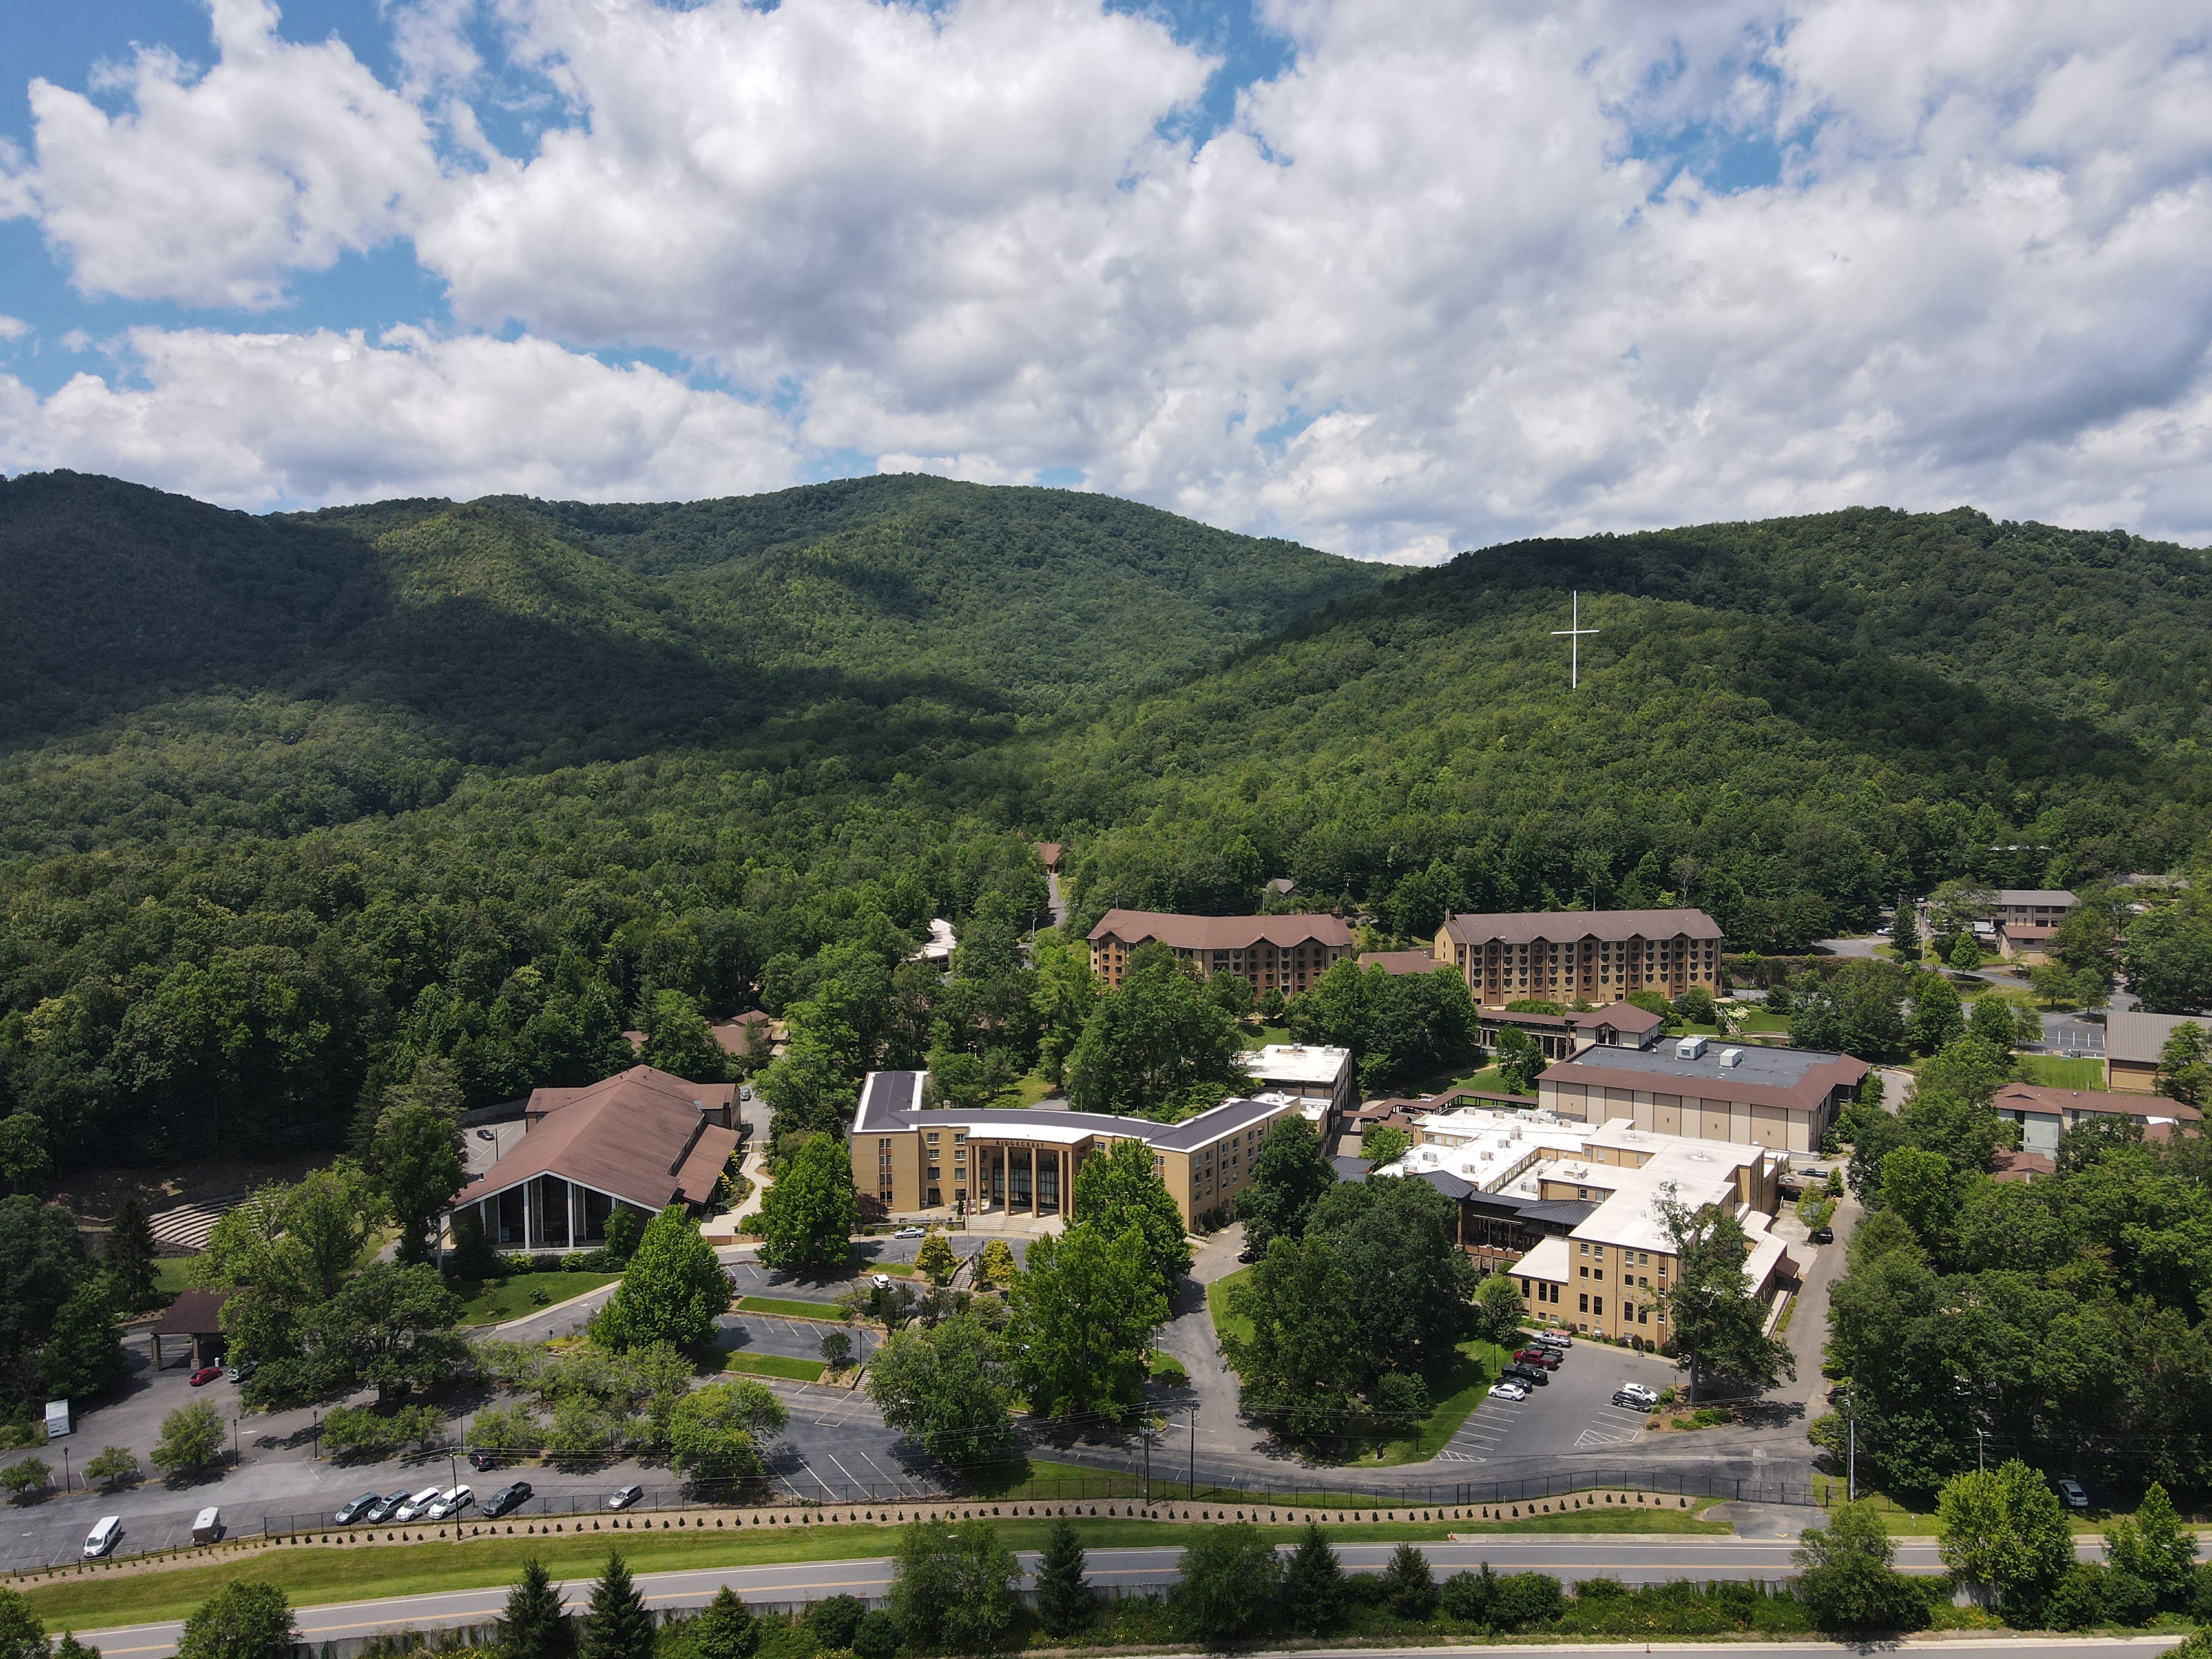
<box><xmin>150</xmin><ymin>1288</ymin><xmax>232</xmax><ymax>1337</ymax></box>
<box><xmin>1440</xmin><ymin>908</ymin><xmax>1723</xmax><ymax>946</ymax></box>
<box><xmin>460</xmin><ymin>1066</ymin><xmax>737</xmax><ymax>1213</ymax></box>
<box><xmin>1990</xmin><ymin>1082</ymin><xmax>2201</xmax><ymax>1123</ymax></box>
<box><xmin>1088</xmin><ymin>909</ymin><xmax>1355</xmax><ymax>950</ymax></box>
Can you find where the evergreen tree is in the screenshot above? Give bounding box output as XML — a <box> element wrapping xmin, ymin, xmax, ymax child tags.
<box><xmin>105</xmin><ymin>1193</ymin><xmax>157</xmax><ymax>1313</ymax></box>
<box><xmin>1281</xmin><ymin>1521</ymin><xmax>1345</xmax><ymax>1631</ymax></box>
<box><xmin>1035</xmin><ymin>1518</ymin><xmax>1091</xmax><ymax>1636</ymax></box>
<box><xmin>1383</xmin><ymin>1542</ymin><xmax>1439</xmax><ymax>1618</ymax></box>
<box><xmin>364</xmin><ymin>1058</ymin><xmax>466</xmax><ymax>1266</ymax></box>
<box><xmin>1888</xmin><ymin>900</ymin><xmax>1920</xmax><ymax>962</ymax></box>
<box><xmin>53</xmin><ymin>1637</ymin><xmax>101</xmax><ymax>1659</ymax></box>
<box><xmin>38</xmin><ymin>1280</ymin><xmax>127</xmax><ymax>1402</ymax></box>
<box><xmin>499</xmin><ymin>1558</ymin><xmax>575</xmax><ymax>1659</ymax></box>
<box><xmin>688</xmin><ymin>1587</ymin><xmax>755</xmax><ymax>1659</ymax></box>
<box><xmin>580</xmin><ymin>1551</ymin><xmax>654</xmax><ymax>1659</ymax></box>
<box><xmin>0</xmin><ymin>1585</ymin><xmax>45</xmax><ymax>1659</ymax></box>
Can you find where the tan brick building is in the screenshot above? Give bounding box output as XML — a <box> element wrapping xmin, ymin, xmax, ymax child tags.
<box><xmin>1433</xmin><ymin>908</ymin><xmax>1724</xmax><ymax>1008</ymax></box>
<box><xmin>1087</xmin><ymin>909</ymin><xmax>1355</xmax><ymax>994</ymax></box>
<box><xmin>850</xmin><ymin>1070</ymin><xmax>1319</xmax><ymax>1227</ymax></box>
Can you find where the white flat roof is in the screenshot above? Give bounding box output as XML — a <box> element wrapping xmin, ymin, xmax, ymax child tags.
<box><xmin>1402</xmin><ymin>1107</ymin><xmax>1585</xmax><ymax>1191</ymax></box>
<box><xmin>1241</xmin><ymin>1045</ymin><xmax>1349</xmax><ymax>1087</ymax></box>
<box><xmin>1552</xmin><ymin>1120</ymin><xmax>1783</xmax><ymax>1256</ymax></box>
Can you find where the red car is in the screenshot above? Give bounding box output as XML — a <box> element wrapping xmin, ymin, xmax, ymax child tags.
<box><xmin>188</xmin><ymin>1365</ymin><xmax>222</xmax><ymax>1387</ymax></box>
<box><xmin>1515</xmin><ymin>1347</ymin><xmax>1561</xmax><ymax>1369</ymax></box>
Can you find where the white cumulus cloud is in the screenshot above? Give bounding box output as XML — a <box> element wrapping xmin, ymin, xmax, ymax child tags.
<box><xmin>0</xmin><ymin>327</ymin><xmax>800</xmax><ymax>507</ymax></box>
<box><xmin>4</xmin><ymin>0</ymin><xmax>2211</xmax><ymax>552</ymax></box>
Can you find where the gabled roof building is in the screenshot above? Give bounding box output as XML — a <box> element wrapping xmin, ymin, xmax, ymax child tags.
<box><xmin>1088</xmin><ymin>909</ymin><xmax>1355</xmax><ymax>994</ymax></box>
<box><xmin>448</xmin><ymin>1066</ymin><xmax>740</xmax><ymax>1254</ymax></box>
<box><xmin>1432</xmin><ymin>909</ymin><xmax>1724</xmax><ymax>1008</ymax></box>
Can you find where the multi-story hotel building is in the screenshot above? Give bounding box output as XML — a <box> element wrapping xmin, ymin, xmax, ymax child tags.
<box><xmin>1433</xmin><ymin>909</ymin><xmax>1725</xmax><ymax>1008</ymax></box>
<box><xmin>1371</xmin><ymin>1109</ymin><xmax>1793</xmax><ymax>1348</ymax></box>
<box><xmin>849</xmin><ymin>1066</ymin><xmax>1338</xmax><ymax>1227</ymax></box>
<box><xmin>1088</xmin><ymin>909</ymin><xmax>1356</xmax><ymax>993</ymax></box>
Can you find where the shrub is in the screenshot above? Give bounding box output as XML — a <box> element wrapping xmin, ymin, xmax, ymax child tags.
<box><xmin>1491</xmin><ymin>1572</ymin><xmax>1564</xmax><ymax>1629</ymax></box>
<box><xmin>810</xmin><ymin>1595</ymin><xmax>865</xmax><ymax>1649</ymax></box>
<box><xmin>2046</xmin><ymin>1563</ymin><xmax>2107</xmax><ymax>1631</ymax></box>
<box><xmin>851</xmin><ymin>1609</ymin><xmax>899</xmax><ymax>1659</ymax></box>
<box><xmin>1442</xmin><ymin>1564</ymin><xmax>1498</xmax><ymax>1625</ymax></box>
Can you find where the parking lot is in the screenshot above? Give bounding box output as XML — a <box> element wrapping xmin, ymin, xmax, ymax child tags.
<box><xmin>1432</xmin><ymin>1342</ymin><xmax>1679</xmax><ymax>1464</ymax></box>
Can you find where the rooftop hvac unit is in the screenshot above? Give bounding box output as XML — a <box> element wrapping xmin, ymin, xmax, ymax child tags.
<box><xmin>1676</xmin><ymin>1035</ymin><xmax>1708</xmax><ymax>1060</ymax></box>
<box><xmin>1719</xmin><ymin>1047</ymin><xmax>1744</xmax><ymax>1068</ymax></box>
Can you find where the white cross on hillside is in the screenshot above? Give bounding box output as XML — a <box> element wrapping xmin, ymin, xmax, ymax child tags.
<box><xmin>1551</xmin><ymin>591</ymin><xmax>1599</xmax><ymax>688</ymax></box>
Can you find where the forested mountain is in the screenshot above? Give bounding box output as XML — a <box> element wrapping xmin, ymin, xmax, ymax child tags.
<box><xmin>1043</xmin><ymin>509</ymin><xmax>2212</xmax><ymax>952</ymax></box>
<box><xmin>0</xmin><ymin>477</ymin><xmax>2206</xmax><ymax>1170</ymax></box>
<box><xmin>0</xmin><ymin>471</ymin><xmax>1387</xmax><ymax>848</ymax></box>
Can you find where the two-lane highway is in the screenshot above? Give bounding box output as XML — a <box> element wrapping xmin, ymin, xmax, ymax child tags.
<box><xmin>58</xmin><ymin>1533</ymin><xmax>2098</xmax><ymax>1658</ymax></box>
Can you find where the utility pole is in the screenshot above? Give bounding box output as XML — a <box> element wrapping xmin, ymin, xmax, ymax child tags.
<box><xmin>1188</xmin><ymin>1407</ymin><xmax>1197</xmax><ymax>1501</ymax></box>
<box><xmin>1845</xmin><ymin>1388</ymin><xmax>1857</xmax><ymax>1504</ymax></box>
<box><xmin>1141</xmin><ymin>1424</ymin><xmax>1152</xmax><ymax>1506</ymax></box>
<box><xmin>1975</xmin><ymin>1426</ymin><xmax>1986</xmax><ymax>1472</ymax></box>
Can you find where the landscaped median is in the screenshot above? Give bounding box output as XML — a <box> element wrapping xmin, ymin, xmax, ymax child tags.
<box><xmin>14</xmin><ymin>1498</ymin><xmax>1729</xmax><ymax>1632</ymax></box>
<box><xmin>734</xmin><ymin>1295</ymin><xmax>848</xmax><ymax>1321</ymax></box>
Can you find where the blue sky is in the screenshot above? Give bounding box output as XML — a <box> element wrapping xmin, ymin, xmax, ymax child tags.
<box><xmin>2</xmin><ymin>0</ymin><xmax>2206</xmax><ymax>553</ymax></box>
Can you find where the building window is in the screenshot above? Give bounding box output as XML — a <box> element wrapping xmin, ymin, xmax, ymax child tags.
<box><xmin>1592</xmin><ymin>1297</ymin><xmax>1603</xmax><ymax>1317</ymax></box>
<box><xmin>1578</xmin><ymin>1293</ymin><xmax>1589</xmax><ymax>1313</ymax></box>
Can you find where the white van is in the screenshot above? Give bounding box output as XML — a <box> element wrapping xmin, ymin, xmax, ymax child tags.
<box><xmin>192</xmin><ymin>1507</ymin><xmax>223</xmax><ymax>1544</ymax></box>
<box><xmin>392</xmin><ymin>1485</ymin><xmax>443</xmax><ymax>1522</ymax></box>
<box><xmin>83</xmin><ymin>1516</ymin><xmax>121</xmax><ymax>1559</ymax></box>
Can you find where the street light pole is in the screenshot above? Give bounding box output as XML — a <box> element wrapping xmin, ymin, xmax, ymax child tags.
<box><xmin>1975</xmin><ymin>1427</ymin><xmax>1986</xmax><ymax>1472</ymax></box>
<box><xmin>1188</xmin><ymin>1407</ymin><xmax>1197</xmax><ymax>1501</ymax></box>
<box><xmin>1845</xmin><ymin>1389</ymin><xmax>1857</xmax><ymax>1504</ymax></box>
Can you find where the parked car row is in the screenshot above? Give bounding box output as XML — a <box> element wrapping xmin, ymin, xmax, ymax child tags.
<box><xmin>335</xmin><ymin>1479</ymin><xmax>547</xmax><ymax>1528</ymax></box>
<box><xmin>1490</xmin><ymin>1329</ymin><xmax>1574</xmax><ymax>1400</ymax></box>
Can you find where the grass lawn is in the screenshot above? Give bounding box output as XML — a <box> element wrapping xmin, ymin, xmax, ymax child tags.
<box><xmin>2020</xmin><ymin>1055</ymin><xmax>2106</xmax><ymax>1091</ymax></box>
<box><xmin>1011</xmin><ymin>1072</ymin><xmax>1058</xmax><ymax>1107</ymax></box>
<box><xmin>1240</xmin><ymin>1024</ymin><xmax>1293</xmax><ymax>1051</ymax></box>
<box><xmin>1444</xmin><ymin>1063</ymin><xmax>1517</xmax><ymax>1094</ymax></box>
<box><xmin>723</xmin><ymin>1352</ymin><xmax>826</xmax><ymax>1383</ymax></box>
<box><xmin>449</xmin><ymin>1272</ymin><xmax>619</xmax><ymax>1326</ymax></box>
<box><xmin>735</xmin><ymin>1296</ymin><xmax>846</xmax><ymax>1321</ymax></box>
<box><xmin>1362</xmin><ymin>1339</ymin><xmax>1507</xmax><ymax>1466</ymax></box>
<box><xmin>24</xmin><ymin>1504</ymin><xmax>1729</xmax><ymax>1630</ymax></box>
<box><xmin>1206</xmin><ymin>1268</ymin><xmax>1252</xmax><ymax>1349</ymax></box>
<box><xmin>1730</xmin><ymin>1010</ymin><xmax>1791</xmax><ymax>1033</ymax></box>
<box><xmin>150</xmin><ymin>1258</ymin><xmax>198</xmax><ymax>1301</ymax></box>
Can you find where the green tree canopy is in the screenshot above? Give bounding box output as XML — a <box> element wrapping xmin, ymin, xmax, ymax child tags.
<box><xmin>580</xmin><ymin>1551</ymin><xmax>654</xmax><ymax>1659</ymax></box>
<box><xmin>594</xmin><ymin>1205</ymin><xmax>729</xmax><ymax>1352</ymax></box>
<box><xmin>150</xmin><ymin>1401</ymin><xmax>226</xmax><ymax>1477</ymax></box>
<box><xmin>1035</xmin><ymin>1518</ymin><xmax>1092</xmax><ymax>1636</ymax></box>
<box><xmin>1654</xmin><ymin>1188</ymin><xmax>1793</xmax><ymax>1401</ymax></box>
<box><xmin>1792</xmin><ymin>1501</ymin><xmax>1927</xmax><ymax>1632</ymax></box>
<box><xmin>864</xmin><ymin>1309</ymin><xmax>1014</xmax><ymax>1466</ymax></box>
<box><xmin>1936</xmin><ymin>1460</ymin><xmax>2074</xmax><ymax>1617</ymax></box>
<box><xmin>1006</xmin><ymin>1223</ymin><xmax>1167</xmax><ymax>1422</ymax></box>
<box><xmin>364</xmin><ymin>1058</ymin><xmax>466</xmax><ymax>1267</ymax></box>
<box><xmin>176</xmin><ymin>1581</ymin><xmax>294</xmax><ymax>1659</ymax></box>
<box><xmin>889</xmin><ymin>1518</ymin><xmax>1020</xmax><ymax>1653</ymax></box>
<box><xmin>667</xmin><ymin>1378</ymin><xmax>786</xmax><ymax>1484</ymax></box>
<box><xmin>1070</xmin><ymin>1135</ymin><xmax>1191</xmax><ymax>1296</ymax></box>
<box><xmin>1235</xmin><ymin>1115</ymin><xmax>1335</xmax><ymax>1254</ymax></box>
<box><xmin>638</xmin><ymin>989</ymin><xmax>730</xmax><ymax>1082</ymax></box>
<box><xmin>753</xmin><ymin>1134</ymin><xmax>859</xmax><ymax>1272</ymax></box>
<box><xmin>1065</xmin><ymin>944</ymin><xmax>1243</xmax><ymax>1118</ymax></box>
<box><xmin>498</xmin><ymin>1557</ymin><xmax>576</xmax><ymax>1659</ymax></box>
<box><xmin>1174</xmin><ymin>1521</ymin><xmax>1281</xmax><ymax>1643</ymax></box>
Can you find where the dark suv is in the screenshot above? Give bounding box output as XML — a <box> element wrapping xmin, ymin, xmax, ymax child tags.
<box><xmin>1503</xmin><ymin>1363</ymin><xmax>1549</xmax><ymax>1387</ymax></box>
<box><xmin>481</xmin><ymin>1481</ymin><xmax>534</xmax><ymax>1519</ymax></box>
